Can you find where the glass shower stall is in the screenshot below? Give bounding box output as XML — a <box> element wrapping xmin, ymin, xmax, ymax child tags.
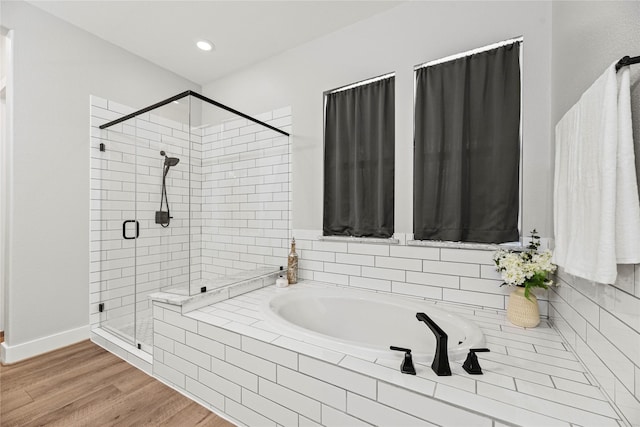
<box><xmin>90</xmin><ymin>91</ymin><xmax>291</xmax><ymax>353</ymax></box>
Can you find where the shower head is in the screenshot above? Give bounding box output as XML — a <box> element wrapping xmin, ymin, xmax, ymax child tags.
<box><xmin>165</xmin><ymin>157</ymin><xmax>180</xmax><ymax>167</ymax></box>
<box><xmin>160</xmin><ymin>151</ymin><xmax>180</xmax><ymax>167</ymax></box>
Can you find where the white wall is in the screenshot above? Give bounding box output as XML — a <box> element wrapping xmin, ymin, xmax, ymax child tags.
<box><xmin>1</xmin><ymin>1</ymin><xmax>199</xmax><ymax>362</ymax></box>
<box><xmin>551</xmin><ymin>1</ymin><xmax>640</xmax><ymax>136</ymax></box>
<box><xmin>0</xmin><ymin>29</ymin><xmax>11</xmax><ymax>335</ymax></box>
<box><xmin>550</xmin><ymin>2</ymin><xmax>640</xmax><ymax>424</ymax></box>
<box><xmin>202</xmin><ymin>1</ymin><xmax>553</xmax><ymax>238</ymax></box>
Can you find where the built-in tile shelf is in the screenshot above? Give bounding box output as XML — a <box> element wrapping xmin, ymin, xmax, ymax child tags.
<box><xmin>152</xmin><ymin>280</ymin><xmax>628</xmax><ymax>427</ymax></box>
<box><xmin>150</xmin><ymin>269</ymin><xmax>279</xmax><ymax>314</ymax></box>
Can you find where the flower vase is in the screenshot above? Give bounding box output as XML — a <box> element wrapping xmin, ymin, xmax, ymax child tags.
<box><xmin>506</xmin><ymin>287</ymin><xmax>540</xmax><ymax>328</ymax></box>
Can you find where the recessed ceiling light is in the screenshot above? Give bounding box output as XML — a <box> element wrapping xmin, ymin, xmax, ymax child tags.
<box><xmin>196</xmin><ymin>40</ymin><xmax>213</xmax><ymax>51</ymax></box>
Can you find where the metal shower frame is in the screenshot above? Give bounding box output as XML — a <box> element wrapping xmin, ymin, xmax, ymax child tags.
<box><xmin>99</xmin><ymin>90</ymin><xmax>290</xmax><ymax>137</ymax></box>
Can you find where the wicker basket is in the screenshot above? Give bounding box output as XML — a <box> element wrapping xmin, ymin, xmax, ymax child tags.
<box><xmin>506</xmin><ymin>287</ymin><xmax>540</xmax><ymax>328</ymax></box>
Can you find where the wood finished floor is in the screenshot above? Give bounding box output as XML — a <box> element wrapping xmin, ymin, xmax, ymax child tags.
<box><xmin>0</xmin><ymin>340</ymin><xmax>235</xmax><ymax>427</ymax></box>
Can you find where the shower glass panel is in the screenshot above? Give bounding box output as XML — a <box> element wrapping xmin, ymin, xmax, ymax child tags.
<box><xmin>194</xmin><ymin>97</ymin><xmax>291</xmax><ymax>295</ymax></box>
<box><xmin>94</xmin><ymin>91</ymin><xmax>290</xmax><ymax>354</ymax></box>
<box><xmin>96</xmin><ymin>97</ymin><xmax>192</xmax><ymax>352</ymax></box>
<box><xmin>94</xmin><ymin>120</ymin><xmax>138</xmax><ymax>347</ymax></box>
<box><xmin>134</xmin><ymin>98</ymin><xmax>192</xmax><ymax>351</ymax></box>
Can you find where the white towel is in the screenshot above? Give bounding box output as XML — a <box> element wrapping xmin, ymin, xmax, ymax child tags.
<box><xmin>615</xmin><ymin>67</ymin><xmax>640</xmax><ymax>263</ymax></box>
<box><xmin>553</xmin><ymin>61</ymin><xmax>640</xmax><ymax>284</ymax></box>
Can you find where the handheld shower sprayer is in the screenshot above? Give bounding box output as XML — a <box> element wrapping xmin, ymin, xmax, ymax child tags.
<box><xmin>161</xmin><ymin>150</ymin><xmax>180</xmax><ymax>167</ymax></box>
<box><xmin>156</xmin><ymin>151</ymin><xmax>180</xmax><ymax>227</ymax></box>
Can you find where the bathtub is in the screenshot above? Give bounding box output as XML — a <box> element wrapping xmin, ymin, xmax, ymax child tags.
<box><xmin>260</xmin><ymin>285</ymin><xmax>485</xmax><ymax>362</ymax></box>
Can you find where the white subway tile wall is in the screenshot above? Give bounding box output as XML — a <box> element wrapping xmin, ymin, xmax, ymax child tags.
<box><xmin>201</xmin><ymin>113</ymin><xmax>292</xmax><ymax>281</ymax></box>
<box><xmin>293</xmin><ymin>230</ymin><xmax>549</xmax><ymax>316</ymax></box>
<box><xmin>551</xmin><ymin>267</ymin><xmax>640</xmax><ymax>426</ymax></box>
<box><xmin>89</xmin><ymin>95</ymin><xmax>292</xmax><ymax>348</ymax></box>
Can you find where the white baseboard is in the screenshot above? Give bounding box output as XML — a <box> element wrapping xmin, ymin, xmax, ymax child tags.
<box><xmin>1</xmin><ymin>324</ymin><xmax>89</xmax><ymax>364</ymax></box>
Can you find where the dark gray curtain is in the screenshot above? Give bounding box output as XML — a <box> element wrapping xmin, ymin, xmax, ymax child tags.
<box><xmin>414</xmin><ymin>43</ymin><xmax>521</xmax><ymax>243</ymax></box>
<box><xmin>324</xmin><ymin>76</ymin><xmax>395</xmax><ymax>237</ymax></box>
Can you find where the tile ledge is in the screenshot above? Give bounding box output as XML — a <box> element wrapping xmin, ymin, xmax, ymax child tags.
<box><xmin>319</xmin><ymin>235</ymin><xmax>400</xmax><ymax>245</ymax></box>
<box><xmin>149</xmin><ymin>269</ymin><xmax>278</xmax><ymax>310</ymax></box>
<box><xmin>408</xmin><ymin>240</ymin><xmax>525</xmax><ymax>251</ymax></box>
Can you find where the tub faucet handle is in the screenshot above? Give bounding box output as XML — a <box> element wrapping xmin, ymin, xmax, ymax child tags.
<box><xmin>390</xmin><ymin>346</ymin><xmax>416</xmax><ymax>375</ymax></box>
<box><xmin>462</xmin><ymin>348</ymin><xmax>490</xmax><ymax>375</ymax></box>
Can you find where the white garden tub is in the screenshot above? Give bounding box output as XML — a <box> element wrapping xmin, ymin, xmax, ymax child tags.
<box><xmin>260</xmin><ymin>285</ymin><xmax>485</xmax><ymax>362</ymax></box>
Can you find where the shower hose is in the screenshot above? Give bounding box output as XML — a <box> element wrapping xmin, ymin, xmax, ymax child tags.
<box><xmin>159</xmin><ymin>164</ymin><xmax>171</xmax><ymax>228</ymax></box>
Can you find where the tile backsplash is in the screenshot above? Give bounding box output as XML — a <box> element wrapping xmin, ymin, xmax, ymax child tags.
<box><xmin>291</xmin><ymin>230</ymin><xmax>549</xmax><ymax>316</ymax></box>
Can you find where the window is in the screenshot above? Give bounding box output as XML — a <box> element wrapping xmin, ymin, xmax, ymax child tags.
<box><xmin>413</xmin><ymin>39</ymin><xmax>522</xmax><ymax>244</ymax></box>
<box><xmin>323</xmin><ymin>74</ymin><xmax>395</xmax><ymax>238</ymax></box>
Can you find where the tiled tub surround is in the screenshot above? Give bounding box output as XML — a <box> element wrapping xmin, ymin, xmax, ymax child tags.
<box><xmin>550</xmin><ymin>266</ymin><xmax>640</xmax><ymax>426</ymax></box>
<box><xmin>152</xmin><ymin>281</ymin><xmax>625</xmax><ymax>427</ymax></box>
<box><xmin>89</xmin><ymin>95</ymin><xmax>291</xmax><ymax>348</ymax></box>
<box><xmin>291</xmin><ymin>230</ymin><xmax>550</xmax><ymax>318</ymax></box>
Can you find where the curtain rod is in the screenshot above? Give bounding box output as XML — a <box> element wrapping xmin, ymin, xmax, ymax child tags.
<box><xmin>325</xmin><ymin>72</ymin><xmax>395</xmax><ymax>95</ymax></box>
<box><xmin>616</xmin><ymin>55</ymin><xmax>640</xmax><ymax>71</ymax></box>
<box><xmin>98</xmin><ymin>90</ymin><xmax>290</xmax><ymax>137</ymax></box>
<box><xmin>415</xmin><ymin>36</ymin><xmax>523</xmax><ymax>70</ymax></box>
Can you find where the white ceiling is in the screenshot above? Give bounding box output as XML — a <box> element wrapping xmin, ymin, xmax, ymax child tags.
<box><xmin>28</xmin><ymin>1</ymin><xmax>401</xmax><ymax>86</ymax></box>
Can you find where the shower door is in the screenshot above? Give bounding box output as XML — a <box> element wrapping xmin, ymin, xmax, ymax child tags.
<box><xmin>95</xmin><ymin>98</ymin><xmax>192</xmax><ymax>354</ymax></box>
<box><xmin>133</xmin><ymin>99</ymin><xmax>193</xmax><ymax>353</ymax></box>
<box><xmin>94</xmin><ymin>116</ymin><xmax>139</xmax><ymax>349</ymax></box>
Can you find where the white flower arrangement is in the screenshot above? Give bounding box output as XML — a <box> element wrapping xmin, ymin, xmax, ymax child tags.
<box><xmin>494</xmin><ymin>230</ymin><xmax>557</xmax><ymax>300</ymax></box>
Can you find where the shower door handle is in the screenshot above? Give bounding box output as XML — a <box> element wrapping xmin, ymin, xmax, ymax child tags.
<box><xmin>122</xmin><ymin>220</ymin><xmax>140</xmax><ymax>240</ymax></box>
